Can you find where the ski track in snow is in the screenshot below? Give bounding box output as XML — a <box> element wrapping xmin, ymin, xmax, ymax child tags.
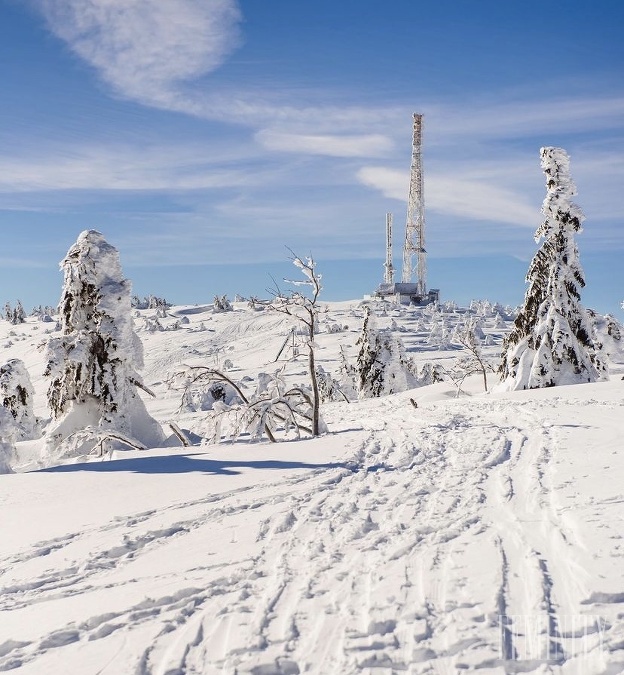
<box><xmin>3</xmin><ymin>392</ymin><xmax>624</xmax><ymax>674</ymax></box>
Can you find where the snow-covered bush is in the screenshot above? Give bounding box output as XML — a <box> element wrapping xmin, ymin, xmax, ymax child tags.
<box><xmin>0</xmin><ymin>358</ymin><xmax>40</xmax><ymax>440</ymax></box>
<box><xmin>316</xmin><ymin>365</ymin><xmax>349</xmax><ymax>403</ymax></box>
<box><xmin>3</xmin><ymin>301</ymin><xmax>26</xmax><ymax>325</ymax></box>
<box><xmin>0</xmin><ymin>444</ymin><xmax>13</xmax><ymax>474</ymax></box>
<box><xmin>31</xmin><ymin>305</ymin><xmax>57</xmax><ymax>320</ymax></box>
<box><xmin>178</xmin><ymin>373</ymin><xmax>242</xmax><ymax>412</ymax></box>
<box><xmin>324</xmin><ymin>320</ymin><xmax>344</xmax><ymax>334</ymax></box>
<box><xmin>131</xmin><ymin>295</ymin><xmax>171</xmax><ymax>310</ymax></box>
<box><xmin>142</xmin><ymin>316</ymin><xmax>164</xmax><ymax>332</ymax></box>
<box><xmin>500</xmin><ymin>148</ymin><xmax>607</xmax><ymax>390</ymax></box>
<box><xmin>417</xmin><ymin>362</ymin><xmax>444</xmax><ymax>386</ymax></box>
<box><xmin>336</xmin><ymin>347</ymin><xmax>358</xmax><ymax>401</ymax></box>
<box><xmin>590</xmin><ymin>311</ymin><xmax>624</xmax><ymax>361</ymax></box>
<box><xmin>247</xmin><ymin>296</ymin><xmax>265</xmax><ymax>311</ymax></box>
<box><xmin>175</xmin><ymin>366</ymin><xmax>324</xmax><ymax>443</ymax></box>
<box><xmin>213</xmin><ymin>295</ymin><xmax>233</xmax><ymax>312</ymax></box>
<box><xmin>239</xmin><ymin>371</ymin><xmax>326</xmax><ymax>441</ymax></box>
<box><xmin>0</xmin><ymin>408</ymin><xmax>15</xmax><ymax>473</ymax></box>
<box><xmin>44</xmin><ymin>230</ymin><xmax>165</xmax><ymax>458</ymax></box>
<box><xmin>469</xmin><ymin>300</ymin><xmax>496</xmax><ymax>318</ymax></box>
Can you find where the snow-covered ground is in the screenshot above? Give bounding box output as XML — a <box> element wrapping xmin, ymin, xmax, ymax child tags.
<box><xmin>2</xmin><ymin>300</ymin><xmax>624</xmax><ymax>674</ymax></box>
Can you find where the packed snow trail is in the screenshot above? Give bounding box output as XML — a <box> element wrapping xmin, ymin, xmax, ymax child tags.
<box><xmin>2</xmin><ymin>385</ymin><xmax>624</xmax><ymax>674</ymax></box>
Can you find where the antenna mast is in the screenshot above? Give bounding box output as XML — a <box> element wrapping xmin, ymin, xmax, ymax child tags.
<box><xmin>383</xmin><ymin>212</ymin><xmax>394</xmax><ymax>284</ymax></box>
<box><xmin>402</xmin><ymin>113</ymin><xmax>426</xmax><ymax>295</ymax></box>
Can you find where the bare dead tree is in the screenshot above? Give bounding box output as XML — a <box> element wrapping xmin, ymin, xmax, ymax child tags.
<box><xmin>452</xmin><ymin>318</ymin><xmax>496</xmax><ymax>393</ymax></box>
<box><xmin>264</xmin><ymin>250</ymin><xmax>326</xmax><ymax>437</ymax></box>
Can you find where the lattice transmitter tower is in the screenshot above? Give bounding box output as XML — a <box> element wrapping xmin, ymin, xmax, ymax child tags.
<box><xmin>374</xmin><ymin>113</ymin><xmax>438</xmax><ymax>305</ymax></box>
<box><xmin>402</xmin><ymin>113</ymin><xmax>426</xmax><ymax>295</ymax></box>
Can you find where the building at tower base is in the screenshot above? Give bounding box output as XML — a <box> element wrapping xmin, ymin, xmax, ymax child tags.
<box><xmin>374</xmin><ymin>282</ymin><xmax>439</xmax><ymax>306</ymax></box>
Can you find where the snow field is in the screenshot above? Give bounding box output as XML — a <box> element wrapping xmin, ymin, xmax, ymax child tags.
<box><xmin>1</xmin><ymin>300</ymin><xmax>624</xmax><ymax>674</ymax></box>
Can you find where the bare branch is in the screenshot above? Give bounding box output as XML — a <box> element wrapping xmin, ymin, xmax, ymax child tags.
<box><xmin>169</xmin><ymin>422</ymin><xmax>191</xmax><ymax>447</ymax></box>
<box><xmin>128</xmin><ymin>376</ymin><xmax>156</xmax><ymax>398</ymax></box>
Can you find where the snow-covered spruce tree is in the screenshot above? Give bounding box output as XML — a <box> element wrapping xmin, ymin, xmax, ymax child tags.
<box><xmin>500</xmin><ymin>147</ymin><xmax>607</xmax><ymax>389</ymax></box>
<box><xmin>356</xmin><ymin>307</ymin><xmax>417</xmax><ymax>398</ymax></box>
<box><xmin>44</xmin><ymin>230</ymin><xmax>165</xmax><ymax>456</ymax></box>
<box><xmin>0</xmin><ymin>359</ymin><xmax>40</xmax><ymax>440</ymax></box>
<box><xmin>13</xmin><ymin>300</ymin><xmax>25</xmax><ymax>324</ymax></box>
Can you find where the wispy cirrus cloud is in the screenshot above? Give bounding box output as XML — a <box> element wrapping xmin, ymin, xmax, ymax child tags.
<box><xmin>357</xmin><ymin>165</ymin><xmax>540</xmax><ymax>228</ymax></box>
<box><xmin>255</xmin><ymin>130</ymin><xmax>394</xmax><ymax>158</ymax></box>
<box><xmin>35</xmin><ymin>0</ymin><xmax>242</xmax><ymax>106</ymax></box>
<box><xmin>0</xmin><ymin>143</ymin><xmax>262</xmax><ymax>192</ymax></box>
<box><xmin>425</xmin><ymin>95</ymin><xmax>624</xmax><ymax>145</ymax></box>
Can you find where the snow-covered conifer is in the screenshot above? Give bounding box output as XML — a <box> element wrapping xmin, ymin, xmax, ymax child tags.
<box><xmin>500</xmin><ymin>148</ymin><xmax>607</xmax><ymax>389</ymax></box>
<box><xmin>14</xmin><ymin>301</ymin><xmax>25</xmax><ymax>324</ymax></box>
<box><xmin>494</xmin><ymin>313</ymin><xmax>507</xmax><ymax>330</ymax></box>
<box><xmin>356</xmin><ymin>307</ymin><xmax>417</xmax><ymax>398</ymax></box>
<box><xmin>0</xmin><ymin>359</ymin><xmax>40</xmax><ymax>440</ymax></box>
<box><xmin>44</xmin><ymin>230</ymin><xmax>165</xmax><ymax>456</ymax></box>
<box><xmin>426</xmin><ymin>317</ymin><xmax>450</xmax><ymax>350</ymax></box>
<box><xmin>417</xmin><ymin>362</ymin><xmax>444</xmax><ymax>386</ymax></box>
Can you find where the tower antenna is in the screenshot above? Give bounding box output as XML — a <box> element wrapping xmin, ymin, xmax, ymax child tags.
<box><xmin>402</xmin><ymin>113</ymin><xmax>427</xmax><ymax>296</ymax></box>
<box><xmin>383</xmin><ymin>212</ymin><xmax>394</xmax><ymax>285</ymax></box>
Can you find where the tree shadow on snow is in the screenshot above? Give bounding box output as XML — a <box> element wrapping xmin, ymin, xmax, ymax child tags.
<box><xmin>37</xmin><ymin>453</ymin><xmax>349</xmax><ymax>476</ymax></box>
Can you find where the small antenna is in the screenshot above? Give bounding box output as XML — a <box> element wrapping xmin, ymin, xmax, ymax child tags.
<box><xmin>384</xmin><ymin>212</ymin><xmax>394</xmax><ymax>284</ymax></box>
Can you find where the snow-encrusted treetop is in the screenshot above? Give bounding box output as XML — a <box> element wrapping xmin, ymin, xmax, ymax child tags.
<box><xmin>538</xmin><ymin>146</ymin><xmax>584</xmax><ymax>240</ymax></box>
<box><xmin>59</xmin><ymin>229</ymin><xmax>143</xmax><ymax>371</ymax></box>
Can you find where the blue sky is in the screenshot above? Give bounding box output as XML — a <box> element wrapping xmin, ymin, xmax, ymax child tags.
<box><xmin>1</xmin><ymin>0</ymin><xmax>623</xmax><ymax>315</ymax></box>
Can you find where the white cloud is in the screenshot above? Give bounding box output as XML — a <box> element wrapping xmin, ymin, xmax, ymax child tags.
<box><xmin>357</xmin><ymin>166</ymin><xmax>540</xmax><ymax>228</ymax></box>
<box><xmin>0</xmin><ymin>144</ymin><xmax>257</xmax><ymax>192</ymax></box>
<box><xmin>356</xmin><ymin>167</ymin><xmax>408</xmax><ymax>201</ymax></box>
<box><xmin>427</xmin><ymin>175</ymin><xmax>539</xmax><ymax>228</ymax></box>
<box><xmin>36</xmin><ymin>0</ymin><xmax>242</xmax><ymax>105</ymax></box>
<box><xmin>425</xmin><ymin>95</ymin><xmax>624</xmax><ymax>146</ymax></box>
<box><xmin>255</xmin><ymin>130</ymin><xmax>394</xmax><ymax>158</ymax></box>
